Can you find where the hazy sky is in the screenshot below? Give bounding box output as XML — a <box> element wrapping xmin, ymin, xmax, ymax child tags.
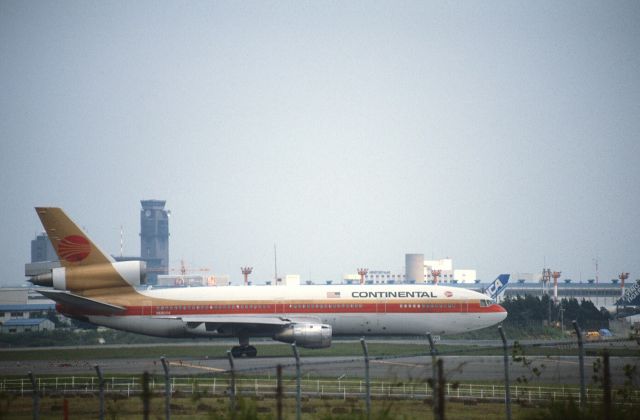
<box><xmin>1</xmin><ymin>1</ymin><xmax>639</xmax><ymax>286</ymax></box>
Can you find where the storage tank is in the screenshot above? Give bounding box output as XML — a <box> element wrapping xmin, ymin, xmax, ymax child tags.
<box><xmin>405</xmin><ymin>254</ymin><xmax>425</xmax><ymax>283</ymax></box>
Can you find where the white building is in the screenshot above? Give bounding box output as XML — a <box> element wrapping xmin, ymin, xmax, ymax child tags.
<box><xmin>453</xmin><ymin>269</ymin><xmax>477</xmax><ymax>283</ymax></box>
<box><xmin>283</xmin><ymin>274</ymin><xmax>301</xmax><ymax>286</ymax></box>
<box><xmin>424</xmin><ymin>258</ymin><xmax>477</xmax><ymax>283</ymax></box>
<box><xmin>367</xmin><ymin>271</ymin><xmax>405</xmax><ymax>283</ymax></box>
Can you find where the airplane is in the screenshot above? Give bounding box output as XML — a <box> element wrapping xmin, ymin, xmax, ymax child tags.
<box><xmin>483</xmin><ymin>274</ymin><xmax>510</xmax><ymax>300</ymax></box>
<box><xmin>28</xmin><ymin>207</ymin><xmax>507</xmax><ymax>357</ymax></box>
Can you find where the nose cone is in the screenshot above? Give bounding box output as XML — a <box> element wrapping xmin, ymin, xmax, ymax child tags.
<box><xmin>497</xmin><ymin>304</ymin><xmax>508</xmax><ymax>322</ymax></box>
<box><xmin>484</xmin><ymin>304</ymin><xmax>508</xmax><ymax>328</ymax></box>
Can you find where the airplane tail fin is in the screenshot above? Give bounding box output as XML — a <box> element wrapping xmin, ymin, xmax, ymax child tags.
<box><xmin>35</xmin><ymin>207</ymin><xmax>114</xmax><ymax>268</ymax></box>
<box><xmin>484</xmin><ymin>274</ymin><xmax>510</xmax><ymax>300</ymax></box>
<box><xmin>32</xmin><ymin>207</ymin><xmax>144</xmax><ymax>294</ymax></box>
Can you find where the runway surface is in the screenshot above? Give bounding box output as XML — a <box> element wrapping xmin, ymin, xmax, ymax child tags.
<box><xmin>3</xmin><ymin>354</ymin><xmax>637</xmax><ymax>386</ymax></box>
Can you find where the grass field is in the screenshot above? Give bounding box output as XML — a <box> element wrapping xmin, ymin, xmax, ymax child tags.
<box><xmin>0</xmin><ymin>340</ymin><xmax>637</xmax><ymax>362</ymax></box>
<box><xmin>5</xmin><ymin>393</ymin><xmax>638</xmax><ymax>419</ymax></box>
<box><xmin>0</xmin><ymin>393</ymin><xmax>550</xmax><ymax>420</ymax></box>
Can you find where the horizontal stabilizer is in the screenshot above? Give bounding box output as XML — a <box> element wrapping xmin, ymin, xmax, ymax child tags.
<box><xmin>36</xmin><ymin>289</ymin><xmax>125</xmax><ymax>314</ymax></box>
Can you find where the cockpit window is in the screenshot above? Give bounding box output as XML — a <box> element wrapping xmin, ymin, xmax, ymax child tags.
<box><xmin>480</xmin><ymin>299</ymin><xmax>494</xmax><ymax>307</ymax></box>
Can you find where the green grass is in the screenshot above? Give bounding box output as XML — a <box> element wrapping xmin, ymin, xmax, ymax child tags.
<box><xmin>0</xmin><ymin>340</ymin><xmax>637</xmax><ymax>362</ymax></box>
<box><xmin>0</xmin><ymin>393</ymin><xmax>551</xmax><ymax>420</ymax></box>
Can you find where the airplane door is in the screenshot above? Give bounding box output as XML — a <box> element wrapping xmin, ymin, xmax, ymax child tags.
<box><xmin>143</xmin><ymin>300</ymin><xmax>152</xmax><ymax>316</ymax></box>
<box><xmin>276</xmin><ymin>300</ymin><xmax>285</xmax><ymax>316</ymax></box>
<box><xmin>376</xmin><ymin>300</ymin><xmax>388</xmax><ymax>333</ymax></box>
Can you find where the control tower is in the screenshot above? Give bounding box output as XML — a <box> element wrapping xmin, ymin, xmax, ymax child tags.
<box><xmin>140</xmin><ymin>200</ymin><xmax>169</xmax><ymax>284</ymax></box>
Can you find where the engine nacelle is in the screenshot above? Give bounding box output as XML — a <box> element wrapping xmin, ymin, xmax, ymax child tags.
<box><xmin>111</xmin><ymin>260</ymin><xmax>147</xmax><ymax>287</ymax></box>
<box><xmin>273</xmin><ymin>323</ymin><xmax>332</xmax><ymax>349</ymax></box>
<box><xmin>31</xmin><ymin>260</ymin><xmax>147</xmax><ymax>291</ymax></box>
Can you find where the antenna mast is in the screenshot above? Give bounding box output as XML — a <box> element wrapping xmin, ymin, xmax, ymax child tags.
<box><xmin>274</xmin><ymin>244</ymin><xmax>278</xmax><ymax>284</ymax></box>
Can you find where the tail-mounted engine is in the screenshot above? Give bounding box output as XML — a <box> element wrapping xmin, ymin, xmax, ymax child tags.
<box><xmin>28</xmin><ymin>261</ymin><xmax>147</xmax><ymax>292</ymax></box>
<box><xmin>273</xmin><ymin>323</ymin><xmax>332</xmax><ymax>349</ymax></box>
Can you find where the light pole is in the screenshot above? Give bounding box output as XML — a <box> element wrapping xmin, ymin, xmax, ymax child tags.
<box><xmin>357</xmin><ymin>268</ymin><xmax>368</xmax><ymax>285</ymax></box>
<box><xmin>241</xmin><ymin>267</ymin><xmax>253</xmax><ymax>286</ymax></box>
<box><xmin>431</xmin><ymin>270</ymin><xmax>441</xmax><ymax>285</ymax></box>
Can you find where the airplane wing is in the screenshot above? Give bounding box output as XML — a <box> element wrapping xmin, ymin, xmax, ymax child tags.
<box><xmin>174</xmin><ymin>316</ymin><xmax>290</xmax><ymax>326</ymax></box>
<box><xmin>36</xmin><ymin>289</ymin><xmax>126</xmax><ymax>314</ymax></box>
<box><xmin>157</xmin><ymin>315</ymin><xmax>323</xmax><ymax>336</ymax></box>
<box><xmin>157</xmin><ymin>315</ymin><xmax>322</xmax><ymax>325</ymax></box>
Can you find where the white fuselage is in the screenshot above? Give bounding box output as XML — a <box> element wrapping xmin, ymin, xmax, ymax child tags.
<box><xmin>77</xmin><ymin>284</ymin><xmax>507</xmax><ymax>338</ymax></box>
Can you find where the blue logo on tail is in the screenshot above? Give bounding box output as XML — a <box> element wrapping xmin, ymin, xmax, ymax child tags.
<box><xmin>484</xmin><ymin>274</ymin><xmax>510</xmax><ymax>300</ymax></box>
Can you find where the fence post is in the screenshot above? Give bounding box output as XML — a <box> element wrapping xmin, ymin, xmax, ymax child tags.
<box><xmin>291</xmin><ymin>342</ymin><xmax>301</xmax><ymax>420</ymax></box>
<box><xmin>572</xmin><ymin>320</ymin><xmax>586</xmax><ymax>406</ymax></box>
<box><xmin>94</xmin><ymin>365</ymin><xmax>105</xmax><ymax>420</ymax></box>
<box><xmin>427</xmin><ymin>332</ymin><xmax>438</xmax><ymax>419</ymax></box>
<box><xmin>276</xmin><ymin>364</ymin><xmax>283</xmax><ymax>420</ymax></box>
<box><xmin>603</xmin><ymin>350</ymin><xmax>611</xmax><ymax>420</ymax></box>
<box><xmin>498</xmin><ymin>326</ymin><xmax>512</xmax><ymax>420</ymax></box>
<box><xmin>360</xmin><ymin>337</ymin><xmax>371</xmax><ymax>420</ymax></box>
<box><xmin>142</xmin><ymin>371</ymin><xmax>151</xmax><ymax>420</ymax></box>
<box><xmin>437</xmin><ymin>359</ymin><xmax>445</xmax><ymax>420</ymax></box>
<box><xmin>160</xmin><ymin>356</ymin><xmax>171</xmax><ymax>420</ymax></box>
<box><xmin>63</xmin><ymin>398</ymin><xmax>69</xmax><ymax>420</ymax></box>
<box><xmin>227</xmin><ymin>351</ymin><xmax>236</xmax><ymax>415</ymax></box>
<box><xmin>28</xmin><ymin>371</ymin><xmax>39</xmax><ymax>420</ymax></box>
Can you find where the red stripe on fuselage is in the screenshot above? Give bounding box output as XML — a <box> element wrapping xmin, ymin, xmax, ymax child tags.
<box><xmin>116</xmin><ymin>300</ymin><xmax>505</xmax><ymax>317</ymax></box>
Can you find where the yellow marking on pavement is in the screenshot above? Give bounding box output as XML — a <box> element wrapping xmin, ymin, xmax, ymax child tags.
<box><xmin>169</xmin><ymin>361</ymin><xmax>226</xmax><ymax>372</ymax></box>
<box><xmin>549</xmin><ymin>359</ymin><xmax>579</xmax><ymax>365</ymax></box>
<box><xmin>372</xmin><ymin>360</ymin><xmax>424</xmax><ymax>368</ymax></box>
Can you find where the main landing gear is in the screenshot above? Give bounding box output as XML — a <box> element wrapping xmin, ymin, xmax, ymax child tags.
<box><xmin>231</xmin><ymin>335</ymin><xmax>257</xmax><ymax>358</ymax></box>
<box><xmin>230</xmin><ymin>345</ymin><xmax>257</xmax><ymax>358</ymax></box>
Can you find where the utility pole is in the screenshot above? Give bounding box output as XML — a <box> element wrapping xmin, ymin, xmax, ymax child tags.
<box><xmin>357</xmin><ymin>268</ymin><xmax>368</xmax><ymax>285</ymax></box>
<box><xmin>619</xmin><ymin>272</ymin><xmax>629</xmax><ymax>300</ymax></box>
<box><xmin>552</xmin><ymin>271</ymin><xmax>561</xmax><ymax>325</ymax></box>
<box><xmin>552</xmin><ymin>271</ymin><xmax>561</xmax><ymax>303</ymax></box>
<box><xmin>542</xmin><ymin>268</ymin><xmax>552</xmax><ymax>324</ymax></box>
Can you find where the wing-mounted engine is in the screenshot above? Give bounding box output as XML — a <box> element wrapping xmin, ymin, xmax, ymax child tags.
<box><xmin>273</xmin><ymin>323</ymin><xmax>332</xmax><ymax>349</ymax></box>
<box><xmin>28</xmin><ymin>261</ymin><xmax>147</xmax><ymax>291</ymax></box>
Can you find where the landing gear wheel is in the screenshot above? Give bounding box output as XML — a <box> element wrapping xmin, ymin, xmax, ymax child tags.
<box><xmin>245</xmin><ymin>346</ymin><xmax>257</xmax><ymax>357</ymax></box>
<box><xmin>231</xmin><ymin>345</ymin><xmax>258</xmax><ymax>358</ymax></box>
